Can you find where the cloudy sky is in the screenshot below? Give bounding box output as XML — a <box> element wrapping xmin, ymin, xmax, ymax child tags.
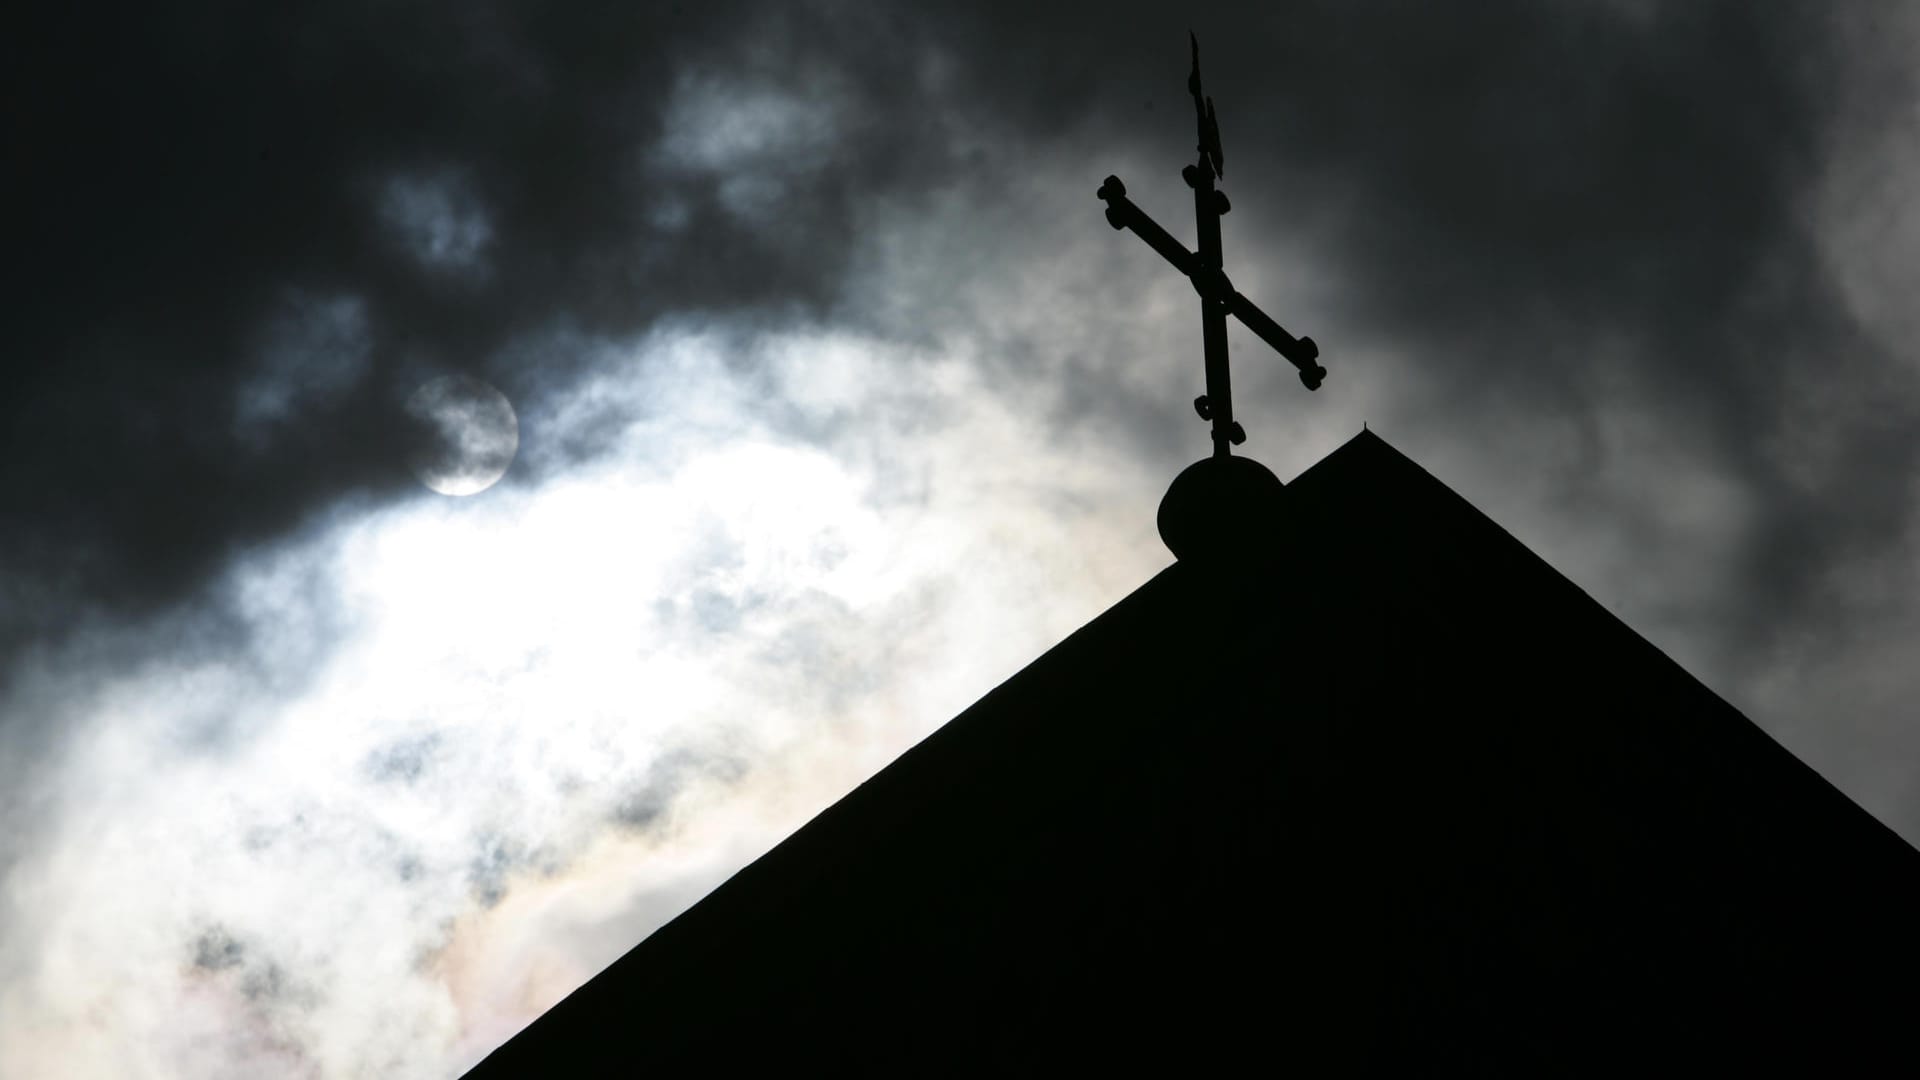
<box><xmin>6</xmin><ymin>2</ymin><xmax>1920</xmax><ymax>1076</ymax></box>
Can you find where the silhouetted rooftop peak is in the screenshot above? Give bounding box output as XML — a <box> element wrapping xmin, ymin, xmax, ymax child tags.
<box><xmin>1158</xmin><ymin>428</ymin><xmax>1415</xmax><ymax>563</ymax></box>
<box><xmin>467</xmin><ymin>424</ymin><xmax>1920</xmax><ymax>1077</ymax></box>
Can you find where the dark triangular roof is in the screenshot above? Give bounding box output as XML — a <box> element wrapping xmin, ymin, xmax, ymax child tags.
<box><xmin>468</xmin><ymin>430</ymin><xmax>1920</xmax><ymax>1074</ymax></box>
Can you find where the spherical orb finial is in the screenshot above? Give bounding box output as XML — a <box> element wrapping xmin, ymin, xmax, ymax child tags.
<box><xmin>1157</xmin><ymin>455</ymin><xmax>1287</xmax><ymax>563</ymax></box>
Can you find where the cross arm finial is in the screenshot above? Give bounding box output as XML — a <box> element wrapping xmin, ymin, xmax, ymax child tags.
<box><xmin>1097</xmin><ymin>175</ymin><xmax>1195</xmax><ymax>277</ymax></box>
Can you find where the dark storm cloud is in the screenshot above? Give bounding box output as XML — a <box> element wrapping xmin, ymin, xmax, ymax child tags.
<box><xmin>911</xmin><ymin>1</ymin><xmax>1917</xmax><ymax>666</ymax></box>
<box><xmin>1223</xmin><ymin>2</ymin><xmax>1920</xmax><ymax>660</ymax></box>
<box><xmin>4</xmin><ymin>2</ymin><xmax>956</xmax><ymax>677</ymax></box>
<box><xmin>8</xmin><ymin>1</ymin><xmax>1913</xmax><ymax>701</ymax></box>
<box><xmin>12</xmin><ymin>9</ymin><xmax>1920</xmax><ymax>1066</ymax></box>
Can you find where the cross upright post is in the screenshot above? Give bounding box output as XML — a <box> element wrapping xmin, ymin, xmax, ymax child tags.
<box><xmin>1097</xmin><ymin>33</ymin><xmax>1326</xmax><ymax>459</ymax></box>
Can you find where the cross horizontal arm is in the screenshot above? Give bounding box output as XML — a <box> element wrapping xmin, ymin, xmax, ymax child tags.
<box><xmin>1099</xmin><ymin>174</ymin><xmax>1328</xmax><ymax>393</ymax></box>
<box><xmin>1096</xmin><ymin>176</ymin><xmax>1196</xmax><ymax>277</ymax></box>
<box><xmin>1226</xmin><ymin>292</ymin><xmax>1325</xmax><ymax>390</ymax></box>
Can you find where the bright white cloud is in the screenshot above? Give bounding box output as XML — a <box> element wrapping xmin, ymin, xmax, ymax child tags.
<box><xmin>0</xmin><ymin>313</ymin><xmax>1171</xmax><ymax>1079</ymax></box>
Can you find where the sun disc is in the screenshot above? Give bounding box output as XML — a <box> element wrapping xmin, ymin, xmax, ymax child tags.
<box><xmin>404</xmin><ymin>375</ymin><xmax>520</xmax><ymax>496</ymax></box>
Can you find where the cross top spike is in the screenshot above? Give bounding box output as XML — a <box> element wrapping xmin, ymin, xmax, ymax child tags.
<box><xmin>1098</xmin><ymin>34</ymin><xmax>1326</xmax><ymax>457</ymax></box>
<box><xmin>1188</xmin><ymin>31</ymin><xmax>1224</xmax><ymax>181</ymax></box>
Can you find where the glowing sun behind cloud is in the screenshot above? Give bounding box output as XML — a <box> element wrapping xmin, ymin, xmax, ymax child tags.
<box><xmin>405</xmin><ymin>375</ymin><xmax>520</xmax><ymax>497</ymax></box>
<box><xmin>0</xmin><ymin>320</ymin><xmax>1167</xmax><ymax>1080</ymax></box>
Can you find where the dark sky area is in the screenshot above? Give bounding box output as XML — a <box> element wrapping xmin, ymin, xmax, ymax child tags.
<box><xmin>5</xmin><ymin>3</ymin><xmax>1919</xmax><ymax>1075</ymax></box>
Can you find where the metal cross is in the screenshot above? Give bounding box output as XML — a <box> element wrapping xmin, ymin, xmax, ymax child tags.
<box><xmin>1098</xmin><ymin>33</ymin><xmax>1326</xmax><ymax>457</ymax></box>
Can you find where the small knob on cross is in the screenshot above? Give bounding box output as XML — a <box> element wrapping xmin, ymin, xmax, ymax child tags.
<box><xmin>1296</xmin><ymin>336</ymin><xmax>1326</xmax><ymax>390</ymax></box>
<box><xmin>1097</xmin><ymin>176</ymin><xmax>1131</xmax><ymax>231</ymax></box>
<box><xmin>1208</xmin><ymin>421</ymin><xmax>1248</xmax><ymax>453</ymax></box>
<box><xmin>1194</xmin><ymin>395</ymin><xmax>1212</xmax><ymax>420</ymax></box>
